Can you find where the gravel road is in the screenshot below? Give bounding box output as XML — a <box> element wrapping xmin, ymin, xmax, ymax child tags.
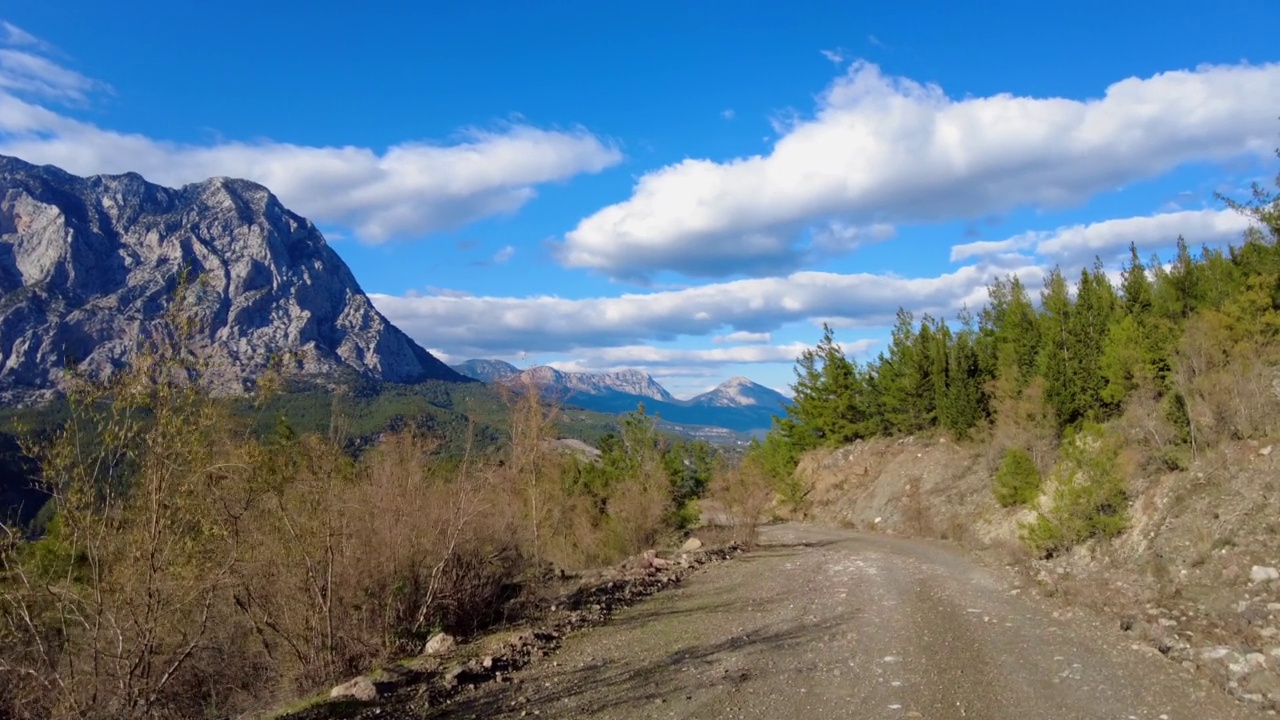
<box><xmin>434</xmin><ymin>524</ymin><xmax>1264</xmax><ymax>719</ymax></box>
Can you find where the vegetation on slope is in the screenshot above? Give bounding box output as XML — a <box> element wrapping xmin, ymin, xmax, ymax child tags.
<box><xmin>754</xmin><ymin>166</ymin><xmax>1280</xmax><ymax>554</ymax></box>
<box><xmin>0</xmin><ymin>303</ymin><xmax>718</xmax><ymax>720</ymax></box>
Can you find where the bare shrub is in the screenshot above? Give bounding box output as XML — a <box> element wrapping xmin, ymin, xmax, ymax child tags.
<box><xmin>0</xmin><ymin>333</ymin><xmax>255</xmax><ymax>719</ymax></box>
<box><xmin>986</xmin><ymin>376</ymin><xmax>1058</xmax><ymax>475</ymax></box>
<box><xmin>1169</xmin><ymin>311</ymin><xmax>1279</xmax><ymax>458</ymax></box>
<box><xmin>1</xmin><ymin>300</ymin><xmax>696</xmax><ymax>720</ymax></box>
<box><xmin>708</xmin><ymin>456</ymin><xmax>774</xmax><ymax>546</ymax></box>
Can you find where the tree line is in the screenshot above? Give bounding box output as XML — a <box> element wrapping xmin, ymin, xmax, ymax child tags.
<box><xmin>754</xmin><ymin>173</ymin><xmax>1280</xmax><ymax>478</ymax></box>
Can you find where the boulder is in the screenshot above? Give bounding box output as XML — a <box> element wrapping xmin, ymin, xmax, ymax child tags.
<box><xmin>329</xmin><ymin>676</ymin><xmax>378</xmax><ymax>702</ymax></box>
<box><xmin>680</xmin><ymin>537</ymin><xmax>704</xmax><ymax>553</ymax></box>
<box><xmin>423</xmin><ymin>632</ymin><xmax>457</xmax><ymax>656</ymax></box>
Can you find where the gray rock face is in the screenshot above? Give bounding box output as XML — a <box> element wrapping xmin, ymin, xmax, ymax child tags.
<box><xmin>511</xmin><ymin>365</ymin><xmax>675</xmax><ymax>402</ymax></box>
<box><xmin>0</xmin><ymin>155</ymin><xmax>464</xmax><ymax>403</ymax></box>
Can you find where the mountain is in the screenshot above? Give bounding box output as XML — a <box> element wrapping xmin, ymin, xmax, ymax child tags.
<box><xmin>495</xmin><ymin>365</ymin><xmax>788</xmax><ymax>433</ymax></box>
<box><xmin>513</xmin><ymin>366</ymin><xmax>675</xmax><ymax>403</ymax></box>
<box><xmin>688</xmin><ymin>376</ymin><xmax>790</xmax><ymax>409</ymax></box>
<box><xmin>451</xmin><ymin>358</ymin><xmax>520</xmax><ymax>382</ymax></box>
<box><xmin>0</xmin><ymin>155</ymin><xmax>466</xmax><ymax>403</ymax></box>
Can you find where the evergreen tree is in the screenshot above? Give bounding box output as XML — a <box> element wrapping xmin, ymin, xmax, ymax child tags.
<box><xmin>979</xmin><ymin>275</ymin><xmax>1040</xmax><ymax>390</ymax></box>
<box><xmin>786</xmin><ymin>324</ymin><xmax>872</xmax><ymax>447</ymax></box>
<box><xmin>1120</xmin><ymin>243</ymin><xmax>1153</xmax><ymax>319</ymax></box>
<box><xmin>1038</xmin><ymin>267</ymin><xmax>1073</xmax><ymax>428</ymax></box>
<box><xmin>1065</xmin><ymin>262</ymin><xmax>1118</xmax><ymax>422</ymax></box>
<box><xmin>940</xmin><ymin>313</ymin><xmax>986</xmax><ymax>437</ymax></box>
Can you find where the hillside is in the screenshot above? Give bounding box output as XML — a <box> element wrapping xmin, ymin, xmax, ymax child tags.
<box><xmin>0</xmin><ymin>155</ymin><xmax>466</xmax><ymax>404</ymax></box>
<box><xmin>748</xmin><ymin>178</ymin><xmax>1280</xmax><ymax>710</ymax></box>
<box><xmin>450</xmin><ymin>358</ymin><xmax>520</xmax><ymax>382</ymax></box>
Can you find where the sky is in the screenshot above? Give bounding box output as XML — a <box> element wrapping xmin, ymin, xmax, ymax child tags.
<box><xmin>1</xmin><ymin>1</ymin><xmax>1278</xmax><ymax>398</ymax></box>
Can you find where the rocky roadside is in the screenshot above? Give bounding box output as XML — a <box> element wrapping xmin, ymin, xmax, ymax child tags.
<box><xmin>1026</xmin><ymin>559</ymin><xmax>1280</xmax><ymax>713</ymax></box>
<box><xmin>274</xmin><ymin>539</ymin><xmax>742</xmax><ymax>720</ymax></box>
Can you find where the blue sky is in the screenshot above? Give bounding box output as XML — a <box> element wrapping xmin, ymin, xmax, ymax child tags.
<box><xmin>2</xmin><ymin>1</ymin><xmax>1278</xmax><ymax>396</ymax></box>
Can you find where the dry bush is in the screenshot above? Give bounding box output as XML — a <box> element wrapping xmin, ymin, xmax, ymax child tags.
<box><xmin>986</xmin><ymin>376</ymin><xmax>1058</xmax><ymax>475</ymax></box>
<box><xmin>600</xmin><ymin>445</ymin><xmax>672</xmax><ymax>558</ymax></box>
<box><xmin>231</xmin><ymin>428</ymin><xmax>522</xmax><ymax>700</ymax></box>
<box><xmin>0</xmin><ymin>344</ymin><xmax>258</xmax><ymax>719</ymax></box>
<box><xmin>708</xmin><ymin>456</ymin><xmax>774</xmax><ymax>546</ymax></box>
<box><xmin>1175</xmin><ymin>314</ymin><xmax>1280</xmax><ymax>451</ymax></box>
<box><xmin>1</xmin><ymin>308</ymin><xmax>694</xmax><ymax>719</ymax></box>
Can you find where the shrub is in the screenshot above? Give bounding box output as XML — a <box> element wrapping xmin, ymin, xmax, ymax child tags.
<box><xmin>992</xmin><ymin>448</ymin><xmax>1041</xmax><ymax>507</ymax></box>
<box><xmin>708</xmin><ymin>455</ymin><xmax>774</xmax><ymax>546</ymax></box>
<box><xmin>0</xmin><ymin>306</ymin><xmax>695</xmax><ymax>719</ymax></box>
<box><xmin>1020</xmin><ymin>424</ymin><xmax>1129</xmax><ymax>558</ymax></box>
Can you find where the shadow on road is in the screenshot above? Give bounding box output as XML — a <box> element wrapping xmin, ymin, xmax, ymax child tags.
<box><xmin>435</xmin><ymin>614</ymin><xmax>849</xmax><ymax>718</ymax></box>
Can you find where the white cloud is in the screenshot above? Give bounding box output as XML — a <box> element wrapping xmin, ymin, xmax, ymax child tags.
<box><xmin>820</xmin><ymin>48</ymin><xmax>846</xmax><ymax>65</ymax></box>
<box><xmin>371</xmin><ymin>260</ymin><xmax>1036</xmax><ymax>356</ymax></box>
<box><xmin>0</xmin><ymin>24</ymin><xmax>105</xmax><ymax>104</ymax></box>
<box><xmin>0</xmin><ymin>50</ymin><xmax>105</xmax><ymax>103</ymax></box>
<box><xmin>713</xmin><ymin>331</ymin><xmax>771</xmax><ymax>344</ymax></box>
<box><xmin>811</xmin><ymin>221</ymin><xmax>895</xmax><ymax>254</ymax></box>
<box><xmin>565</xmin><ymin>343</ymin><xmax>846</xmax><ymax>367</ymax></box>
<box><xmin>951</xmin><ymin>209</ymin><xmax>1256</xmax><ymax>266</ymax></box>
<box><xmin>0</xmin><ymin>48</ymin><xmax>622</xmax><ymax>242</ymax></box>
<box><xmin>492</xmin><ymin>245</ymin><xmax>516</xmax><ymax>264</ymax></box>
<box><xmin>721</xmin><ymin>108</ymin><xmax>735</xmax><ymax>120</ymax></box>
<box><xmin>2</xmin><ymin>22</ymin><xmax>45</xmax><ymax>49</ymax></box>
<box><xmin>556</xmin><ymin>61</ymin><xmax>1280</xmax><ymax>279</ymax></box>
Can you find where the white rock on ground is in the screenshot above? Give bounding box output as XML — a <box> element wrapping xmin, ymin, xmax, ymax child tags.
<box><xmin>423</xmin><ymin>632</ymin><xmax>456</xmax><ymax>656</ymax></box>
<box><xmin>329</xmin><ymin>676</ymin><xmax>378</xmax><ymax>701</ymax></box>
<box><xmin>1251</xmin><ymin>565</ymin><xmax>1280</xmax><ymax>583</ymax></box>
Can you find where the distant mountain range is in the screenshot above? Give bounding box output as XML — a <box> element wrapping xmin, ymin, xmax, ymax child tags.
<box><xmin>450</xmin><ymin>360</ymin><xmax>790</xmax><ymax>433</ymax></box>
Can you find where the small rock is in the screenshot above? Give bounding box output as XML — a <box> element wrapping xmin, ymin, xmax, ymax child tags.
<box><xmin>1245</xmin><ymin>670</ymin><xmax>1280</xmax><ymax>697</ymax></box>
<box><xmin>1201</xmin><ymin>646</ymin><xmax>1237</xmax><ymax>661</ymax></box>
<box><xmin>330</xmin><ymin>676</ymin><xmax>378</xmax><ymax>702</ymax></box>
<box><xmin>423</xmin><ymin>632</ymin><xmax>457</xmax><ymax>656</ymax></box>
<box><xmin>1251</xmin><ymin>566</ymin><xmax>1280</xmax><ymax>584</ymax></box>
<box><xmin>1260</xmin><ymin>445</ymin><xmax>1273</xmax><ymax>457</ymax></box>
<box><xmin>680</xmin><ymin>537</ymin><xmax>704</xmax><ymax>553</ymax></box>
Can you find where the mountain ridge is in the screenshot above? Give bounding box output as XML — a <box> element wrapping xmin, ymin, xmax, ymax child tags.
<box><xmin>451</xmin><ymin>359</ymin><xmax>790</xmax><ymax>432</ymax></box>
<box><xmin>0</xmin><ymin>155</ymin><xmax>467</xmax><ymax>403</ymax></box>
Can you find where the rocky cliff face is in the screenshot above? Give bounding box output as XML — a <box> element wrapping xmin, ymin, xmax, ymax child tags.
<box><xmin>511</xmin><ymin>366</ymin><xmax>675</xmax><ymax>403</ymax></box>
<box><xmin>0</xmin><ymin>155</ymin><xmax>464</xmax><ymax>403</ymax></box>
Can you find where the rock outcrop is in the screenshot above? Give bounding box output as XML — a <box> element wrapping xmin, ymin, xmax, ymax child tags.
<box><xmin>0</xmin><ymin>155</ymin><xmax>465</xmax><ymax>403</ymax></box>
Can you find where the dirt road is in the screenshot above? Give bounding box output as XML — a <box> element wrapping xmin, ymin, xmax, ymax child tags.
<box><xmin>429</xmin><ymin>524</ymin><xmax>1267</xmax><ymax>720</ymax></box>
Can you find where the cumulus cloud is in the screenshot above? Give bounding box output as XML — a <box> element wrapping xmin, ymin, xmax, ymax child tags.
<box><xmin>371</xmin><ymin>260</ymin><xmax>1037</xmax><ymax>357</ymax></box>
<box><xmin>713</xmin><ymin>331</ymin><xmax>771</xmax><ymax>344</ymax></box>
<box><xmin>0</xmin><ymin>34</ymin><xmax>622</xmax><ymax>242</ymax></box>
<box><xmin>951</xmin><ymin>209</ymin><xmax>1256</xmax><ymax>266</ymax></box>
<box><xmin>557</xmin><ymin>61</ymin><xmax>1280</xmax><ymax>279</ymax></box>
<box><xmin>565</xmin><ymin>343</ymin><xmax>856</xmax><ymax>367</ymax></box>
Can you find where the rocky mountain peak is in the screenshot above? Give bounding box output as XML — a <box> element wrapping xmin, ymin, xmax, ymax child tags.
<box><xmin>690</xmin><ymin>376</ymin><xmax>789</xmax><ymax>409</ymax></box>
<box><xmin>0</xmin><ymin>155</ymin><xmax>465</xmax><ymax>403</ymax></box>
